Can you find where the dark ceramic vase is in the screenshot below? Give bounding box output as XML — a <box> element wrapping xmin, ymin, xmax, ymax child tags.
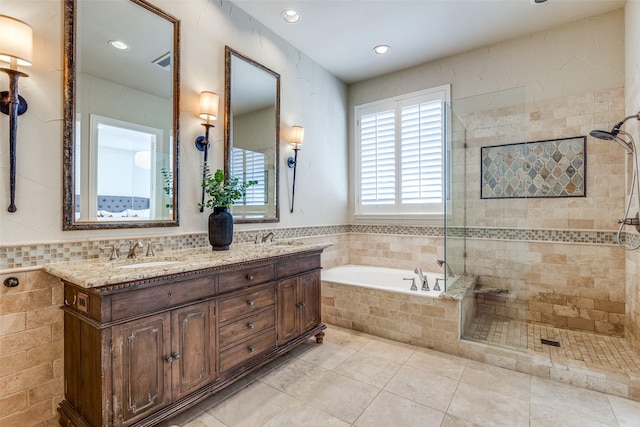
<box><xmin>208</xmin><ymin>207</ymin><xmax>233</xmax><ymax>251</ymax></box>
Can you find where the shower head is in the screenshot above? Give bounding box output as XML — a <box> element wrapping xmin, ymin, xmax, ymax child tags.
<box><xmin>589</xmin><ymin>129</ymin><xmax>634</xmax><ymax>153</ymax></box>
<box><xmin>590</xmin><ymin>112</ymin><xmax>639</xmax><ymax>153</ymax></box>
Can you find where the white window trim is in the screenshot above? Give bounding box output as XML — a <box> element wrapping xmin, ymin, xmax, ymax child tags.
<box><xmin>354</xmin><ymin>84</ymin><xmax>451</xmax><ymax>220</ymax></box>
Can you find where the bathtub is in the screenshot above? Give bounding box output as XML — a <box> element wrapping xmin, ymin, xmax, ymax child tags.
<box><xmin>322</xmin><ymin>264</ymin><xmax>455</xmax><ymax>298</ymax></box>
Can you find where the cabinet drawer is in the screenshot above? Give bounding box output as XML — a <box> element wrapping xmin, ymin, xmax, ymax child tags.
<box><xmin>218</xmin><ymin>263</ymin><xmax>275</xmax><ymax>293</ymax></box>
<box><xmin>219</xmin><ymin>308</ymin><xmax>275</xmax><ymax>349</ymax></box>
<box><xmin>110</xmin><ymin>275</ymin><xmax>216</xmax><ymax>321</ymax></box>
<box><xmin>219</xmin><ymin>330</ymin><xmax>276</xmax><ymax>372</ymax></box>
<box><xmin>218</xmin><ymin>286</ymin><xmax>275</xmax><ymax>321</ymax></box>
<box><xmin>276</xmin><ymin>254</ymin><xmax>321</xmax><ymax>278</ymax></box>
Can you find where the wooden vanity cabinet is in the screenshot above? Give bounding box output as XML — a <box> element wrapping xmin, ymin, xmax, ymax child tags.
<box><xmin>58</xmin><ymin>250</ymin><xmax>325</xmax><ymax>427</ymax></box>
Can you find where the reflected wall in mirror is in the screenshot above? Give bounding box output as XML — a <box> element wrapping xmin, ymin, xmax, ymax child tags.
<box><xmin>63</xmin><ymin>0</ymin><xmax>180</xmax><ymax>229</ymax></box>
<box><xmin>224</xmin><ymin>47</ymin><xmax>280</xmax><ymax>223</ymax></box>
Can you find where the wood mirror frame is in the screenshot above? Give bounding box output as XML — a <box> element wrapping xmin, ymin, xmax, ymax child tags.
<box><xmin>224</xmin><ymin>46</ymin><xmax>280</xmax><ymax>223</ymax></box>
<box><xmin>62</xmin><ymin>0</ymin><xmax>180</xmax><ymax>230</ymax></box>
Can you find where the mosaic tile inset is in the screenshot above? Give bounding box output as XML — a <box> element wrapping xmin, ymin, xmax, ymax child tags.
<box><xmin>481</xmin><ymin>136</ymin><xmax>586</xmax><ymax>199</ymax></box>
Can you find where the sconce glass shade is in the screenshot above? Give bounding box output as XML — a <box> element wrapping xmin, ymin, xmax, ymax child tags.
<box><xmin>291</xmin><ymin>125</ymin><xmax>304</xmax><ymax>146</ymax></box>
<box><xmin>199</xmin><ymin>91</ymin><xmax>219</xmax><ymax>122</ymax></box>
<box><xmin>0</xmin><ymin>15</ymin><xmax>33</xmax><ymax>68</ymax></box>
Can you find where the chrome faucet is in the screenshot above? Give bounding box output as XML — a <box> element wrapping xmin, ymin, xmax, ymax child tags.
<box><xmin>126</xmin><ymin>240</ymin><xmax>144</xmax><ymax>259</ymax></box>
<box><xmin>436</xmin><ymin>259</ymin><xmax>454</xmax><ymax>277</ymax></box>
<box><xmin>260</xmin><ymin>232</ymin><xmax>275</xmax><ymax>243</ymax></box>
<box><xmin>414</xmin><ymin>267</ymin><xmax>429</xmax><ymax>291</ymax></box>
<box><xmin>101</xmin><ymin>245</ymin><xmax>120</xmax><ymax>260</ymax></box>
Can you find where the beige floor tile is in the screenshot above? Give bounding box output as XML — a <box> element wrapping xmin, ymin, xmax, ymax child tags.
<box><xmin>440</xmin><ymin>414</ymin><xmax>482</xmax><ymax>427</ymax></box>
<box><xmin>322</xmin><ymin>325</ymin><xmax>372</xmax><ymax>350</ymax></box>
<box><xmin>296</xmin><ymin>371</ymin><xmax>381</xmax><ymax>423</ymax></box>
<box><xmin>354</xmin><ymin>390</ymin><xmax>445</xmax><ymax>427</ymax></box>
<box><xmin>448</xmin><ymin>382</ymin><xmax>529</xmax><ymax>427</ymax></box>
<box><xmin>460</xmin><ymin>360</ymin><xmax>531</xmax><ymax>402</ymax></box>
<box><xmin>179</xmin><ymin>412</ymin><xmax>227</xmax><ymax>427</ymax></box>
<box><xmin>261</xmin><ymin>399</ymin><xmax>350</xmax><ymax>427</ymax></box>
<box><xmin>405</xmin><ymin>348</ymin><xmax>467</xmax><ymax>380</ymax></box>
<box><xmin>530</xmin><ymin>376</ymin><xmax>618</xmax><ymax>425</ymax></box>
<box><xmin>384</xmin><ymin>365</ymin><xmax>458</xmax><ymax>412</ymax></box>
<box><xmin>529</xmin><ymin>403</ymin><xmax>613</xmax><ymax>427</ymax></box>
<box><xmin>608</xmin><ymin>395</ymin><xmax>640</xmax><ymax>427</ymax></box>
<box><xmin>333</xmin><ymin>351</ymin><xmax>401</xmax><ymax>388</ymax></box>
<box><xmin>360</xmin><ymin>337</ymin><xmax>415</xmax><ymax>363</ymax></box>
<box><xmin>206</xmin><ymin>382</ymin><xmax>294</xmax><ymax>427</ymax></box>
<box><xmin>298</xmin><ymin>341</ymin><xmax>356</xmax><ymax>370</ymax></box>
<box><xmin>259</xmin><ymin>358</ymin><xmax>330</xmax><ymax>396</ymax></box>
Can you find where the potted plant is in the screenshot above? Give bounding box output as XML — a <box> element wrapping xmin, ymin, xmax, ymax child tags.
<box><xmin>201</xmin><ymin>166</ymin><xmax>256</xmax><ymax>250</ymax></box>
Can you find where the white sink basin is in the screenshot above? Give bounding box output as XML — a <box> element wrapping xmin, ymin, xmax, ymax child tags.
<box><xmin>116</xmin><ymin>260</ymin><xmax>181</xmax><ymax>269</ymax></box>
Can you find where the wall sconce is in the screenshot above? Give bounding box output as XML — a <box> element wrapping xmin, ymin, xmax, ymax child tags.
<box><xmin>195</xmin><ymin>91</ymin><xmax>219</xmax><ymax>212</ymax></box>
<box><xmin>0</xmin><ymin>15</ymin><xmax>33</xmax><ymax>213</ymax></box>
<box><xmin>287</xmin><ymin>125</ymin><xmax>304</xmax><ymax>213</ymax></box>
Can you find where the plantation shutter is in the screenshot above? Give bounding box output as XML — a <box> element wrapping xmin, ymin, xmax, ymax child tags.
<box><xmin>360</xmin><ymin>109</ymin><xmax>396</xmax><ymax>205</ymax></box>
<box><xmin>231</xmin><ymin>147</ymin><xmax>266</xmax><ymax>205</ymax></box>
<box><xmin>400</xmin><ymin>100</ymin><xmax>443</xmax><ymax>204</ymax></box>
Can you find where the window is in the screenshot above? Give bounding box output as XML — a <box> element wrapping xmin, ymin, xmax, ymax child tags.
<box><xmin>231</xmin><ymin>147</ymin><xmax>266</xmax><ymax>206</ymax></box>
<box><xmin>355</xmin><ymin>85</ymin><xmax>450</xmax><ymax>217</ymax></box>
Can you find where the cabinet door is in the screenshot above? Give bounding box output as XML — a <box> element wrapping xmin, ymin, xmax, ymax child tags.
<box><xmin>171</xmin><ymin>301</ymin><xmax>216</xmax><ymax>400</ymax></box>
<box><xmin>112</xmin><ymin>313</ymin><xmax>172</xmax><ymax>424</ymax></box>
<box><xmin>277</xmin><ymin>277</ymin><xmax>299</xmax><ymax>345</ymax></box>
<box><xmin>299</xmin><ymin>271</ymin><xmax>321</xmax><ymax>333</ymax></box>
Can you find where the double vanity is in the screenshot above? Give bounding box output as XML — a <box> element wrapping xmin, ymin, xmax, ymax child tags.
<box><xmin>45</xmin><ymin>242</ymin><xmax>328</xmax><ymax>427</ymax></box>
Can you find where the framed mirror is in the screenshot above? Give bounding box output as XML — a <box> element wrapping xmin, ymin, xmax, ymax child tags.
<box><xmin>224</xmin><ymin>47</ymin><xmax>280</xmax><ymax>223</ymax></box>
<box><xmin>62</xmin><ymin>0</ymin><xmax>180</xmax><ymax>230</ymax></box>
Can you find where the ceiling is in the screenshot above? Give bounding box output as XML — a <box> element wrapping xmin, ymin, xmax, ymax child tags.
<box><xmin>230</xmin><ymin>0</ymin><xmax>626</xmax><ymax>84</ymax></box>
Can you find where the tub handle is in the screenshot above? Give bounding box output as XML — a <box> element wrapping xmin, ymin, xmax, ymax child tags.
<box><xmin>403</xmin><ymin>277</ymin><xmax>417</xmax><ymax>291</ymax></box>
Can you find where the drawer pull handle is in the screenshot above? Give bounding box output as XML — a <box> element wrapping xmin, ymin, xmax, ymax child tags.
<box><xmin>247</xmin><ymin>300</ymin><xmax>255</xmax><ymax>306</ymax></box>
<box><xmin>247</xmin><ymin>323</ymin><xmax>255</xmax><ymax>329</ymax></box>
<box><xmin>246</xmin><ymin>274</ymin><xmax>255</xmax><ymax>280</ymax></box>
<box><xmin>296</xmin><ymin>302</ymin><xmax>305</xmax><ymax>308</ymax></box>
<box><xmin>248</xmin><ymin>346</ymin><xmax>255</xmax><ymax>353</ymax></box>
<box><xmin>64</xmin><ymin>295</ymin><xmax>77</xmax><ymax>306</ymax></box>
<box><xmin>168</xmin><ymin>292</ymin><xmax>173</xmax><ymax>297</ymax></box>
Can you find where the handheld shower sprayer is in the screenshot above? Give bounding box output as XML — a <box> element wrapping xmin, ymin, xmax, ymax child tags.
<box><xmin>590</xmin><ymin>111</ymin><xmax>640</xmax><ymax>250</ymax></box>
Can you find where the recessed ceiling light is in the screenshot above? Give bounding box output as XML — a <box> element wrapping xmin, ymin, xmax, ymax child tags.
<box><xmin>108</xmin><ymin>40</ymin><xmax>128</xmax><ymax>50</ymax></box>
<box><xmin>281</xmin><ymin>10</ymin><xmax>301</xmax><ymax>23</ymax></box>
<box><xmin>373</xmin><ymin>45</ymin><xmax>391</xmax><ymax>55</ymax></box>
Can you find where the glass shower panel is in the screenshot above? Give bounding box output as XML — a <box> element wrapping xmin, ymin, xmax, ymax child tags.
<box><xmin>446</xmin><ymin>87</ymin><xmax>530</xmax><ymax>352</ymax></box>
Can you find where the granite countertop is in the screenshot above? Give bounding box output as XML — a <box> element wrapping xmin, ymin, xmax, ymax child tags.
<box><xmin>44</xmin><ymin>241</ymin><xmax>331</xmax><ymax>289</ymax></box>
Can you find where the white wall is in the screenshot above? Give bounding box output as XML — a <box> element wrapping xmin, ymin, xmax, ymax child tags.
<box><xmin>0</xmin><ymin>0</ymin><xmax>348</xmax><ymax>245</ymax></box>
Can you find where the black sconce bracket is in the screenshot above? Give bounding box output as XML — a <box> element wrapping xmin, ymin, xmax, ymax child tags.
<box><xmin>196</xmin><ymin>122</ymin><xmax>215</xmax><ymax>212</ymax></box>
<box><xmin>287</xmin><ymin>148</ymin><xmax>300</xmax><ymax>213</ymax></box>
<box><xmin>1</xmin><ymin>68</ymin><xmax>29</xmax><ymax>213</ymax></box>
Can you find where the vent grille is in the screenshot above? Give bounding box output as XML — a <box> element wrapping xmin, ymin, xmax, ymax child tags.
<box><xmin>152</xmin><ymin>51</ymin><xmax>171</xmax><ymax>70</ymax></box>
<box><xmin>540</xmin><ymin>338</ymin><xmax>560</xmax><ymax>347</ymax></box>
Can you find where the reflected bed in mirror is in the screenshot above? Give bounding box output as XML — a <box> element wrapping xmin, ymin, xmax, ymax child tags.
<box><xmin>224</xmin><ymin>46</ymin><xmax>280</xmax><ymax>223</ymax></box>
<box><xmin>63</xmin><ymin>0</ymin><xmax>180</xmax><ymax>229</ymax></box>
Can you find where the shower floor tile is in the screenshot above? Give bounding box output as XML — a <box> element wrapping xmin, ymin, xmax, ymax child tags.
<box><xmin>464</xmin><ymin>314</ymin><xmax>640</xmax><ymax>376</ymax></box>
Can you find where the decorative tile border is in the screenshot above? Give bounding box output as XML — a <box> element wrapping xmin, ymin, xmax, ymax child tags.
<box><xmin>0</xmin><ymin>224</ymin><xmax>625</xmax><ymax>271</ymax></box>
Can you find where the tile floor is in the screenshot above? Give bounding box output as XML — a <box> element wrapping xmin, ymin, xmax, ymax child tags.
<box><xmin>161</xmin><ymin>324</ymin><xmax>640</xmax><ymax>427</ymax></box>
<box><xmin>464</xmin><ymin>314</ymin><xmax>640</xmax><ymax>376</ymax></box>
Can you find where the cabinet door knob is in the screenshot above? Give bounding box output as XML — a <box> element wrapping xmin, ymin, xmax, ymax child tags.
<box><xmin>173</xmin><ymin>353</ymin><xmax>181</xmax><ymax>360</ymax></box>
<box><xmin>246</xmin><ymin>274</ymin><xmax>254</xmax><ymax>280</ymax></box>
<box><xmin>296</xmin><ymin>302</ymin><xmax>305</xmax><ymax>308</ymax></box>
<box><xmin>165</xmin><ymin>356</ymin><xmax>173</xmax><ymax>363</ymax></box>
<box><xmin>247</xmin><ymin>300</ymin><xmax>255</xmax><ymax>306</ymax></box>
<box><xmin>248</xmin><ymin>346</ymin><xmax>255</xmax><ymax>353</ymax></box>
<box><xmin>247</xmin><ymin>323</ymin><xmax>255</xmax><ymax>329</ymax></box>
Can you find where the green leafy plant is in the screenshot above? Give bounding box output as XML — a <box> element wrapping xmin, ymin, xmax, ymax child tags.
<box><xmin>200</xmin><ymin>166</ymin><xmax>257</xmax><ymax>209</ymax></box>
<box><xmin>161</xmin><ymin>167</ymin><xmax>173</xmax><ymax>209</ymax></box>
